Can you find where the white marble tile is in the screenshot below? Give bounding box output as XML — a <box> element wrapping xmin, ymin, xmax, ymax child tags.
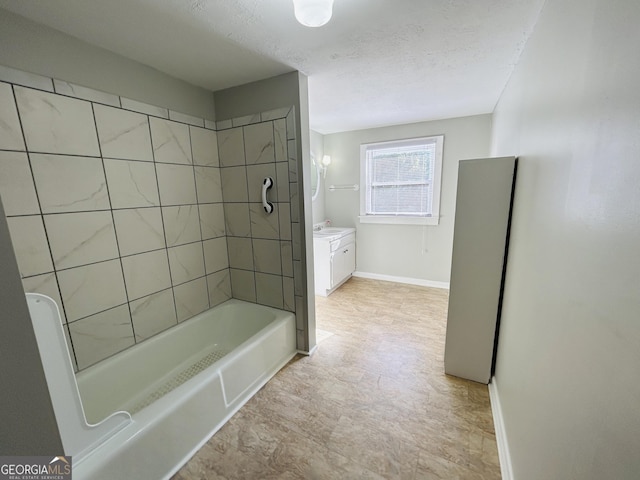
<box><xmin>6</xmin><ymin>216</ymin><xmax>53</xmax><ymax>277</ymax></box>
<box><xmin>64</xmin><ymin>324</ymin><xmax>78</xmax><ymax>372</ymax></box>
<box><xmin>207</xmin><ymin>269</ymin><xmax>231</xmax><ymax>307</ymax></box>
<box><xmin>220</xmin><ymin>166</ymin><xmax>248</xmax><ymax>203</ymax></box>
<box><xmin>217</xmin><ymin>127</ymin><xmax>245</xmax><ymax>167</ymax></box>
<box><xmin>223</xmin><ymin>203</ymin><xmax>251</xmax><ymax>238</ymax></box>
<box><xmin>246</xmin><ymin>163</ymin><xmax>277</xmax><ymax>203</ymax></box>
<box><xmin>204</xmin><ymin>119</ymin><xmax>216</xmax><ymax>130</ymax></box>
<box><xmin>173</xmin><ymin>277</ymin><xmax>209</xmax><ymax>322</ymax></box>
<box><xmin>0</xmin><ymin>151</ymin><xmax>39</xmax><ymax>215</ymax></box>
<box><xmin>293</xmin><ymin>260</ymin><xmax>303</xmax><ymax>296</ymax></box>
<box><xmin>168</xmin><ymin>110</ymin><xmax>204</xmax><ymax>127</ymax></box>
<box><xmin>230</xmin><ymin>268</ymin><xmax>256</xmax><ymax>303</ymax></box>
<box><xmin>31</xmin><ymin>154</ymin><xmax>109</xmax><ymax>213</ymax></box>
<box><xmin>162</xmin><ymin>205</ymin><xmax>201</xmax><ymax>247</ymax></box>
<box><xmin>121</xmin><ymin>249</ymin><xmax>171</xmax><ymax>300</ymax></box>
<box><xmin>53</xmin><ymin>80</ymin><xmax>120</xmax><ymax>107</ymax></box>
<box><xmin>290</xmin><ymin>183</ymin><xmax>300</xmax><ymax>223</ymax></box>
<box><xmin>121</xmin><ymin>97</ymin><xmax>168</xmax><ymax>118</ymax></box>
<box><xmin>14</xmin><ymin>86</ymin><xmax>100</xmax><ymax>156</ymax></box>
<box><xmin>167</xmin><ymin>242</ymin><xmax>205</xmax><ymax>285</ymax></box>
<box><xmin>244</xmin><ymin>122</ymin><xmax>275</xmax><ymax>165</ymax></box>
<box><xmin>69</xmin><ymin>304</ymin><xmax>134</xmax><ymax>369</ymax></box>
<box><xmin>255</xmin><ymin>272</ymin><xmax>283</xmax><ymax>309</ymax></box>
<box><xmin>232</xmin><ymin>113</ymin><xmax>261</xmax><ymax>127</ymax></box>
<box><xmin>292</xmin><ymin>223</ymin><xmax>301</xmax><ymax>261</ymax></box>
<box><xmin>150</xmin><ymin>117</ymin><xmax>192</xmax><ymax>165</ymax></box>
<box><xmin>279</xmin><ymin>203</ymin><xmax>292</xmax><ymax>241</ymax></box>
<box><xmin>22</xmin><ymin>273</ymin><xmax>67</xmax><ymax>323</ymax></box>
<box><xmin>44</xmin><ymin>211</ymin><xmax>119</xmax><ymax>270</ymax></box>
<box><xmin>194</xmin><ymin>166</ymin><xmax>223</xmax><ymax>204</ymax></box>
<box><xmin>104</xmin><ymin>159</ymin><xmax>160</xmax><ymax>209</ymax></box>
<box><xmin>249</xmin><ymin>203</ymin><xmax>280</xmax><ymax>239</ymax></box>
<box><xmin>94</xmin><ymin>104</ymin><xmax>153</xmax><ymax>161</ymax></box>
<box><xmin>216</xmin><ymin>119</ymin><xmax>233</xmax><ymax>130</ymax></box>
<box><xmin>112</xmin><ymin>207</ymin><xmax>165</xmax><ymax>256</ymax></box>
<box><xmin>130</xmin><ymin>289</ymin><xmax>177</xmax><ymax>341</ymax></box>
<box><xmin>57</xmin><ymin>259</ymin><xmax>127</xmax><ymax>322</ymax></box>
<box><xmin>69</xmin><ymin>305</ymin><xmax>134</xmax><ymax>370</ymax></box>
<box><xmin>288</xmin><ymin>139</ymin><xmax>298</xmax><ymax>182</ymax></box>
<box><xmin>261</xmin><ymin>107</ymin><xmax>291</xmax><ymax>122</ymax></box>
<box><xmin>202</xmin><ymin>237</ymin><xmax>229</xmax><ymax>274</ymax></box>
<box><xmin>0</xmin><ymin>65</ymin><xmax>53</xmax><ymax>91</ymax></box>
<box><xmin>280</xmin><ymin>241</ymin><xmax>294</xmax><ymax>278</ymax></box>
<box><xmin>253</xmin><ymin>238</ymin><xmax>281</xmax><ymax>275</ymax></box>
<box><xmin>283</xmin><ymin>276</ymin><xmax>295</xmax><ymax>312</ymax></box>
<box><xmin>190</xmin><ymin>126</ymin><xmax>219</xmax><ymax>167</ymax></box>
<box><xmin>286</xmin><ymin>108</ymin><xmax>296</xmax><ymax>140</ymax></box>
<box><xmin>0</xmin><ymin>82</ymin><xmax>26</xmax><ymax>150</ymax></box>
<box><xmin>276</xmin><ymin>162</ymin><xmax>290</xmax><ymax>200</ymax></box>
<box><xmin>273</xmin><ymin>119</ymin><xmax>287</xmax><ymax>163</ymax></box>
<box><xmin>156</xmin><ymin>163</ymin><xmax>197</xmax><ymax>206</ymax></box>
<box><xmin>227</xmin><ymin>237</ymin><xmax>253</xmax><ymax>270</ymax></box>
<box><xmin>199</xmin><ymin>203</ymin><xmax>225</xmax><ymax>240</ymax></box>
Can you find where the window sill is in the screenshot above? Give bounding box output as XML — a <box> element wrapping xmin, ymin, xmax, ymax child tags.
<box><xmin>358</xmin><ymin>215</ymin><xmax>440</xmax><ymax>226</ymax></box>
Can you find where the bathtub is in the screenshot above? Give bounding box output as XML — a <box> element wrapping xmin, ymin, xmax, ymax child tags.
<box><xmin>27</xmin><ymin>294</ymin><xmax>297</xmax><ymax>480</ymax></box>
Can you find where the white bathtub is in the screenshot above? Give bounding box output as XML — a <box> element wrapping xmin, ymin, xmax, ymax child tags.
<box><xmin>63</xmin><ymin>299</ymin><xmax>297</xmax><ymax>479</ymax></box>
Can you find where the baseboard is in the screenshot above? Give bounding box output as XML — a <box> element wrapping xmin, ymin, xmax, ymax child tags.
<box><xmin>352</xmin><ymin>271</ymin><xmax>450</xmax><ymax>290</ymax></box>
<box><xmin>489</xmin><ymin>377</ymin><xmax>514</xmax><ymax>480</ymax></box>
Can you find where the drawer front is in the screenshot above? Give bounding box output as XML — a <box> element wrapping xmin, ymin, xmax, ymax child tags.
<box><xmin>330</xmin><ymin>233</ymin><xmax>356</xmax><ymax>252</ymax></box>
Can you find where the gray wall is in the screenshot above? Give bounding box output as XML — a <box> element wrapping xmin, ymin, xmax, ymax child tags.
<box><xmin>323</xmin><ymin>115</ymin><xmax>491</xmax><ymax>285</ymax></box>
<box><xmin>310</xmin><ymin>130</ymin><xmax>326</xmax><ymax>224</ymax></box>
<box><xmin>491</xmin><ymin>0</ymin><xmax>640</xmax><ymax>478</ymax></box>
<box><xmin>0</xmin><ymin>197</ymin><xmax>63</xmax><ymax>454</ymax></box>
<box><xmin>0</xmin><ymin>9</ymin><xmax>215</xmax><ymax>120</ymax></box>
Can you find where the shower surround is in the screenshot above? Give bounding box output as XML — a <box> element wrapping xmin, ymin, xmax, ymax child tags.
<box><xmin>0</xmin><ymin>65</ymin><xmax>306</xmax><ymax>371</ymax></box>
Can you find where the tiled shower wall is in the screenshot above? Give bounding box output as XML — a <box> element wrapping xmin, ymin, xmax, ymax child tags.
<box><xmin>0</xmin><ymin>65</ymin><xmax>303</xmax><ymax>371</ymax></box>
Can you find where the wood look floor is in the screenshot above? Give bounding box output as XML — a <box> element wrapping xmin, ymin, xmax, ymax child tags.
<box><xmin>173</xmin><ymin>278</ymin><xmax>501</xmax><ymax>479</ymax></box>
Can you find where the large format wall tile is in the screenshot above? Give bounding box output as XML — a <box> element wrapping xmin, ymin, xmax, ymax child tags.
<box><xmin>69</xmin><ymin>304</ymin><xmax>134</xmax><ymax>369</ymax></box>
<box><xmin>44</xmin><ymin>211</ymin><xmax>119</xmax><ymax>270</ymax></box>
<box><xmin>224</xmin><ymin>203</ymin><xmax>251</xmax><ymax>237</ymax></box>
<box><xmin>121</xmin><ymin>249</ymin><xmax>171</xmax><ymax>300</ymax></box>
<box><xmin>104</xmin><ymin>159</ymin><xmax>160</xmax><ymax>209</ymax></box>
<box><xmin>150</xmin><ymin>117</ymin><xmax>192</xmax><ymax>165</ymax></box>
<box><xmin>167</xmin><ymin>242</ymin><xmax>205</xmax><ymax>285</ymax></box>
<box><xmin>14</xmin><ymin>86</ymin><xmax>100</xmax><ymax>156</ymax></box>
<box><xmin>22</xmin><ymin>273</ymin><xmax>67</xmax><ymax>323</ymax></box>
<box><xmin>130</xmin><ymin>289</ymin><xmax>177</xmax><ymax>341</ymax></box>
<box><xmin>190</xmin><ymin>126</ymin><xmax>218</xmax><ymax>167</ymax></box>
<box><xmin>156</xmin><ymin>163</ymin><xmax>197</xmax><ymax>206</ymax></box>
<box><xmin>207</xmin><ymin>269</ymin><xmax>232</xmax><ymax>307</ymax></box>
<box><xmin>203</xmin><ymin>237</ymin><xmax>229</xmax><ymax>274</ymax></box>
<box><xmin>174</xmin><ymin>277</ymin><xmax>209</xmax><ymax>322</ymax></box>
<box><xmin>94</xmin><ymin>104</ymin><xmax>153</xmax><ymax>161</ymax></box>
<box><xmin>217</xmin><ymin>127</ymin><xmax>244</xmax><ymax>167</ymax></box>
<box><xmin>199</xmin><ymin>203</ymin><xmax>225</xmax><ymax>240</ymax></box>
<box><xmin>0</xmin><ymin>82</ymin><xmax>25</xmax><ymax>150</ymax></box>
<box><xmin>31</xmin><ymin>154</ymin><xmax>109</xmax><ymax>213</ymax></box>
<box><xmin>249</xmin><ymin>203</ymin><xmax>280</xmax><ymax>239</ymax></box>
<box><xmin>273</xmin><ymin>119</ymin><xmax>287</xmax><ymax>163</ymax></box>
<box><xmin>230</xmin><ymin>268</ymin><xmax>256</xmax><ymax>302</ymax></box>
<box><xmin>220</xmin><ymin>166</ymin><xmax>249</xmax><ymax>202</ymax></box>
<box><xmin>244</xmin><ymin>122</ymin><xmax>275</xmax><ymax>165</ymax></box>
<box><xmin>0</xmin><ymin>151</ymin><xmax>39</xmax><ymax>216</ymax></box>
<box><xmin>6</xmin><ymin>216</ymin><xmax>53</xmax><ymax>277</ymax></box>
<box><xmin>162</xmin><ymin>205</ymin><xmax>201</xmax><ymax>247</ymax></box>
<box><xmin>57</xmin><ymin>259</ymin><xmax>127</xmax><ymax>322</ymax></box>
<box><xmin>253</xmin><ymin>239</ymin><xmax>281</xmax><ymax>275</ymax></box>
<box><xmin>256</xmin><ymin>272</ymin><xmax>283</xmax><ymax>309</ymax></box>
<box><xmin>228</xmin><ymin>237</ymin><xmax>254</xmax><ymax>270</ymax></box>
<box><xmin>112</xmin><ymin>207</ymin><xmax>165</xmax><ymax>256</ymax></box>
<box><xmin>194</xmin><ymin>167</ymin><xmax>223</xmax><ymax>203</ymax></box>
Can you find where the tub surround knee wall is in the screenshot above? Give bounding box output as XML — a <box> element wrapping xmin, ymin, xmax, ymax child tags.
<box><xmin>0</xmin><ymin>64</ymin><xmax>303</xmax><ymax>370</ymax></box>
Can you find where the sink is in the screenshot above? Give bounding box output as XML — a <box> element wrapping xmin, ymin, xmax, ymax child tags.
<box><xmin>313</xmin><ymin>227</ymin><xmax>355</xmax><ymax>239</ymax></box>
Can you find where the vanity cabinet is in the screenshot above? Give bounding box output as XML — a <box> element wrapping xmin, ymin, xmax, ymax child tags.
<box><xmin>314</xmin><ymin>231</ymin><xmax>356</xmax><ymax>296</ymax></box>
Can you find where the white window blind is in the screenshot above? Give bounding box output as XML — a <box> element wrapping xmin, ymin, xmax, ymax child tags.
<box><xmin>360</xmin><ymin>135</ymin><xmax>444</xmax><ymax>224</ymax></box>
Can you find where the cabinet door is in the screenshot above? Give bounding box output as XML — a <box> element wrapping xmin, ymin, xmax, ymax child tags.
<box><xmin>330</xmin><ymin>243</ymin><xmax>356</xmax><ymax>288</ymax></box>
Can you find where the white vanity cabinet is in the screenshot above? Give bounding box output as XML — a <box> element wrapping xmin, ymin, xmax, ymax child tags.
<box><xmin>313</xmin><ymin>229</ymin><xmax>356</xmax><ymax>297</ymax></box>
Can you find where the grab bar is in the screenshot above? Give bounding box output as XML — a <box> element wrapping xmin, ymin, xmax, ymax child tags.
<box><xmin>262</xmin><ymin>177</ymin><xmax>274</xmax><ymax>214</ymax></box>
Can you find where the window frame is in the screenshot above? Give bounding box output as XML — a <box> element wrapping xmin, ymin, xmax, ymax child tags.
<box><xmin>359</xmin><ymin>135</ymin><xmax>444</xmax><ymax>226</ymax></box>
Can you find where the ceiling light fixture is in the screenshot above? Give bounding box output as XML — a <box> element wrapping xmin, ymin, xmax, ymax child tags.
<box><xmin>293</xmin><ymin>0</ymin><xmax>334</xmax><ymax>27</ymax></box>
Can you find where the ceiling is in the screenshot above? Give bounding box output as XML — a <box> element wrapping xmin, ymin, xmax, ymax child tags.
<box><xmin>0</xmin><ymin>0</ymin><xmax>545</xmax><ymax>134</ymax></box>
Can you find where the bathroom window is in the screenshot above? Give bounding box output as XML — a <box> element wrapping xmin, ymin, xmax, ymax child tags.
<box><xmin>359</xmin><ymin>135</ymin><xmax>444</xmax><ymax>225</ymax></box>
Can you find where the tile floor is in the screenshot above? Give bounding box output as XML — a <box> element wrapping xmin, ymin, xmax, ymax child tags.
<box><xmin>173</xmin><ymin>277</ymin><xmax>501</xmax><ymax>479</ymax></box>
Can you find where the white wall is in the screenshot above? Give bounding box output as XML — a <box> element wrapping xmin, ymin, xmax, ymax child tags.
<box><xmin>323</xmin><ymin>115</ymin><xmax>491</xmax><ymax>284</ymax></box>
<box><xmin>0</xmin><ymin>9</ymin><xmax>215</xmax><ymax>119</ymax></box>
<box><xmin>491</xmin><ymin>0</ymin><xmax>640</xmax><ymax>478</ymax></box>
<box><xmin>310</xmin><ymin>129</ymin><xmax>326</xmax><ymax>224</ymax></box>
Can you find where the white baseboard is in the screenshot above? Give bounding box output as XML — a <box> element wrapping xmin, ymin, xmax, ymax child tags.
<box><xmin>489</xmin><ymin>377</ymin><xmax>513</xmax><ymax>480</ymax></box>
<box><xmin>352</xmin><ymin>271</ymin><xmax>450</xmax><ymax>290</ymax></box>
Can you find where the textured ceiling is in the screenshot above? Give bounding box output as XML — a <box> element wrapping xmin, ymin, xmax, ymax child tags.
<box><xmin>0</xmin><ymin>0</ymin><xmax>545</xmax><ymax>134</ymax></box>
